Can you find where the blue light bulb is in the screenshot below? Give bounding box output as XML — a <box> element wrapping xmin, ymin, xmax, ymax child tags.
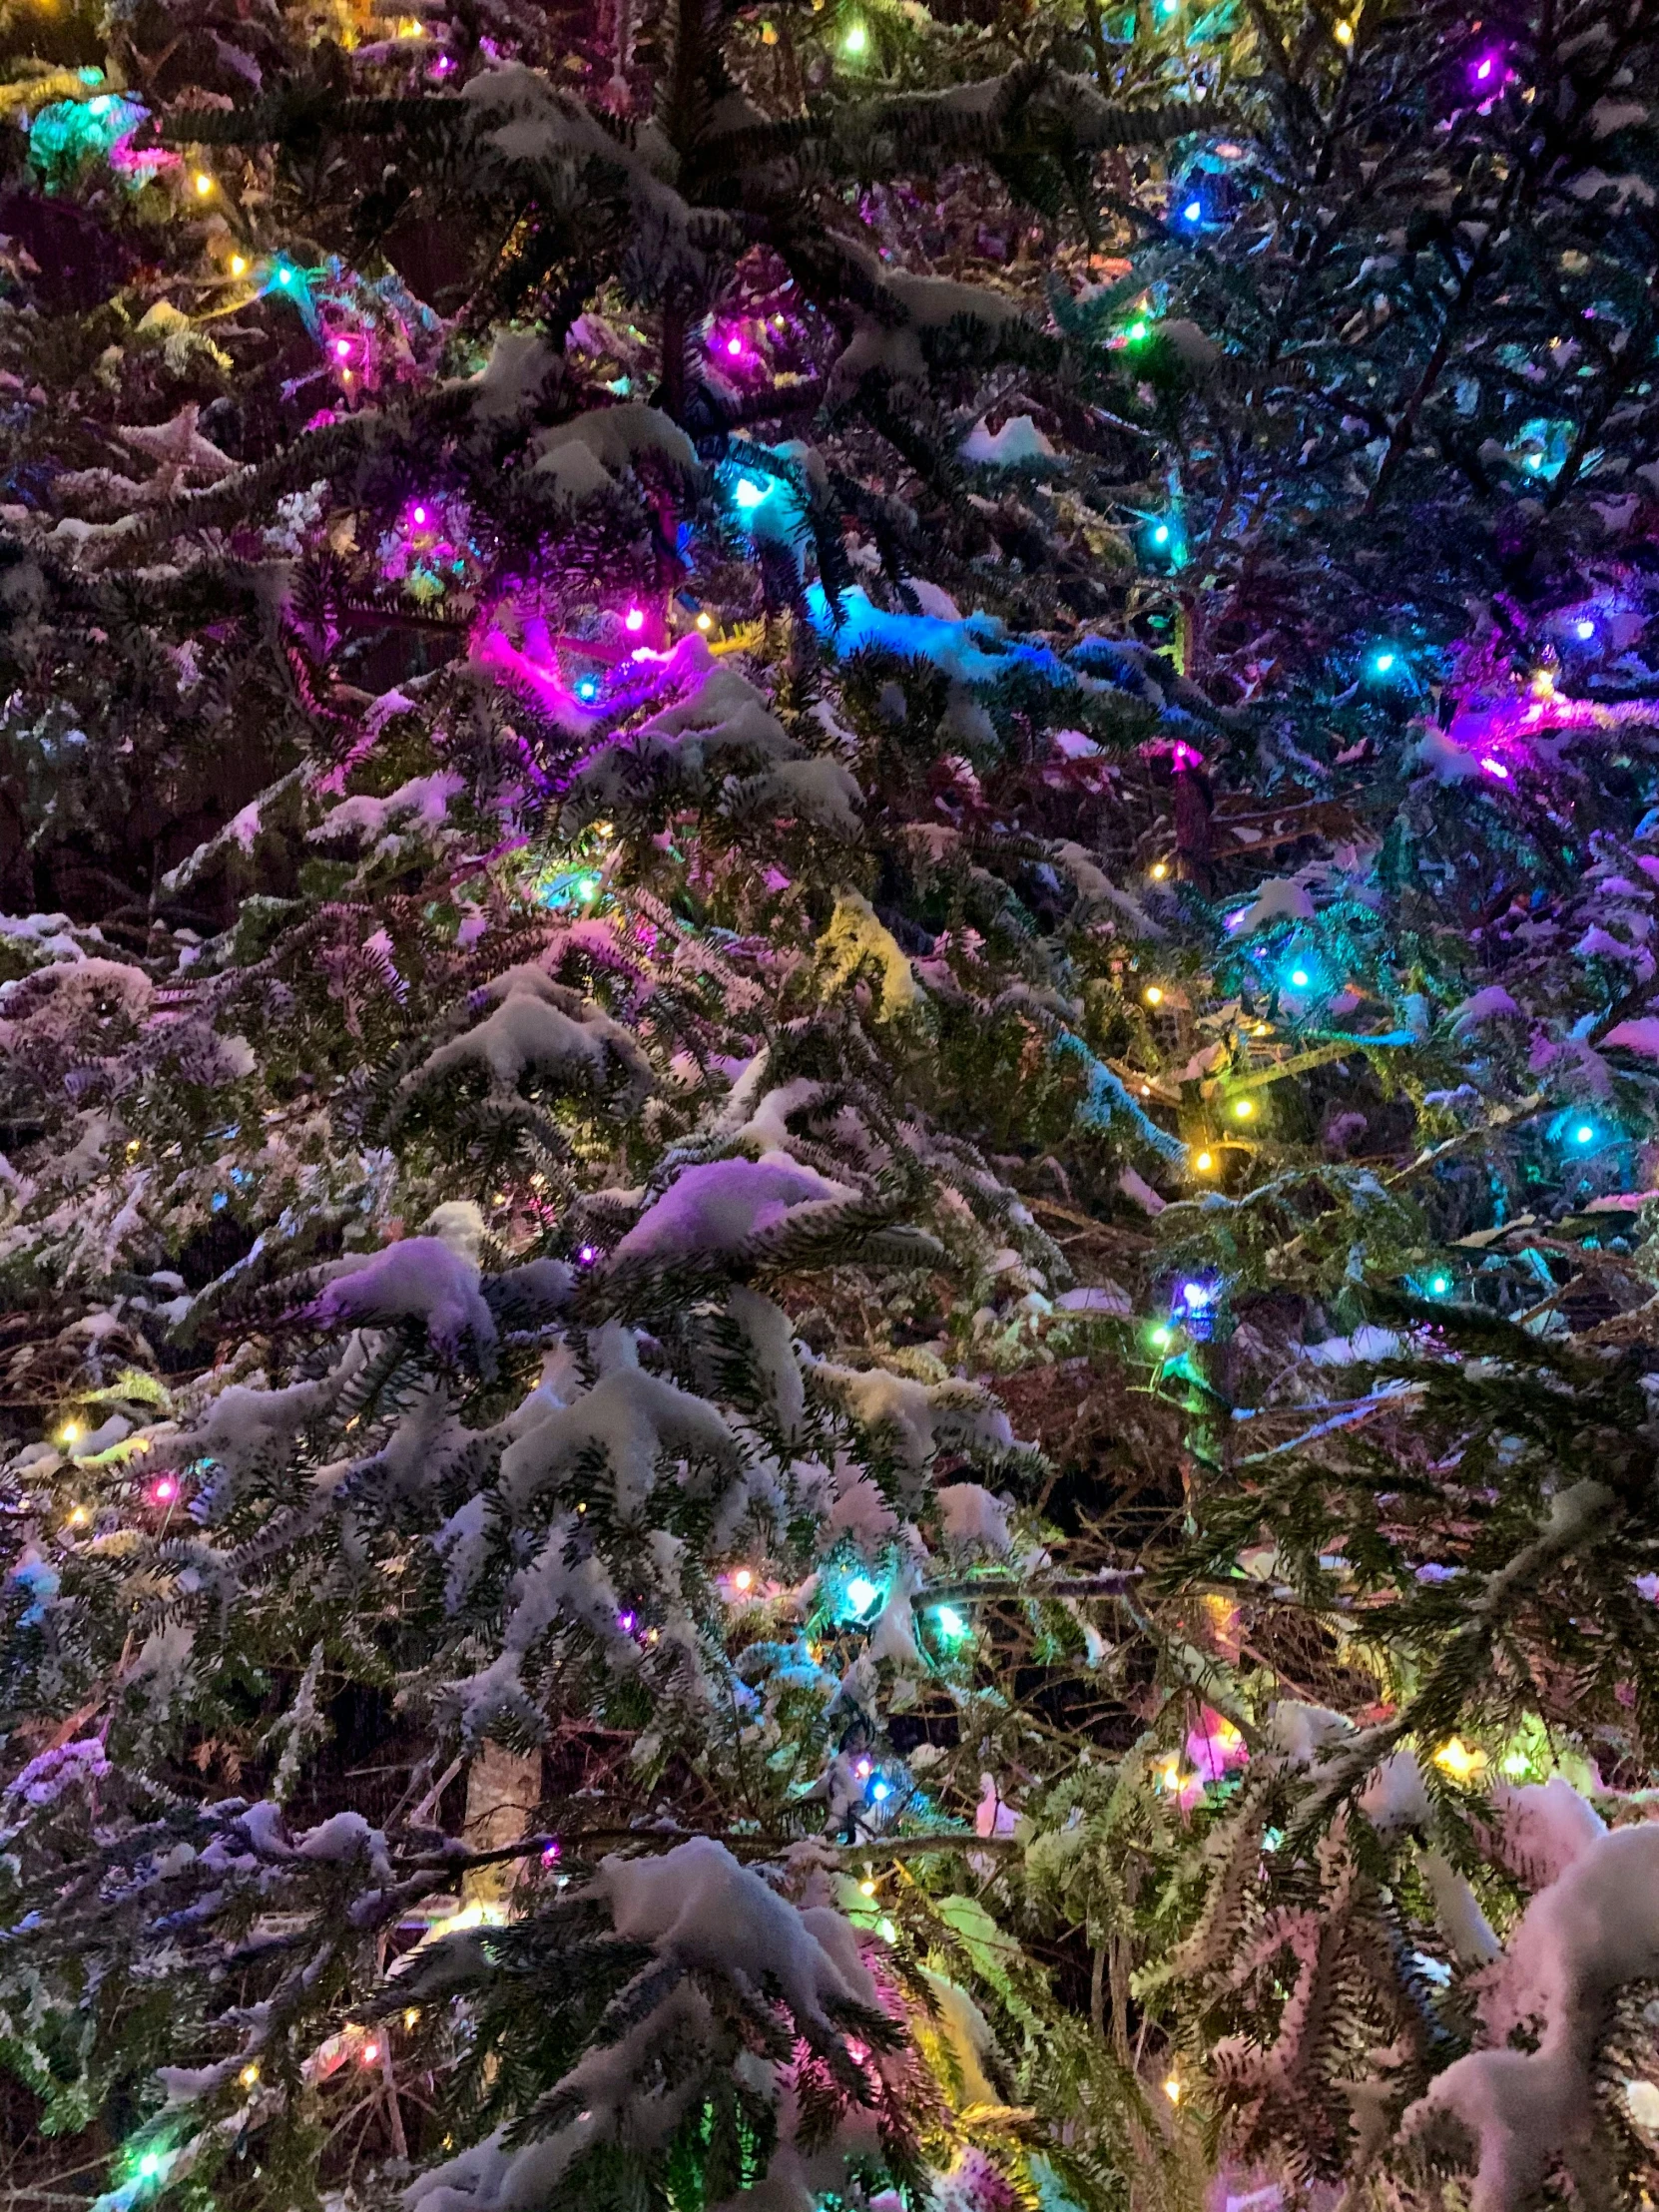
<box><xmin>870</xmin><ymin>1779</ymin><xmax>890</xmax><ymax>1801</ymax></box>
<box><xmin>1575</xmin><ymin>1123</ymin><xmax>1594</xmax><ymax>1146</ymax></box>
<box><xmin>1153</xmin><ymin>523</ymin><xmax>1170</xmax><ymax>545</ymax></box>
<box><xmin>1575</xmin><ymin>619</ymin><xmax>1596</xmax><ymax>640</ymax></box>
<box><xmin>1373</xmin><ymin>651</ymin><xmax>1395</xmax><ymax>675</ymax></box>
<box><xmin>1182</xmin><ymin>200</ymin><xmax>1202</xmax><ymax>223</ymax></box>
<box><xmin>576</xmin><ymin>677</ymin><xmax>598</xmax><ymax>702</ymax></box>
<box><xmin>1290</xmin><ymin>968</ymin><xmax>1310</xmax><ymax>988</ymax></box>
<box><xmin>733</xmin><ymin>477</ymin><xmax>767</xmax><ymax>509</ymax></box>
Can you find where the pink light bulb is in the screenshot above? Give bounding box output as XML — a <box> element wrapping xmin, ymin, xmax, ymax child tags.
<box><xmin>333</xmin><ymin>338</ymin><xmax>351</xmax><ymax>359</ymax></box>
<box><xmin>1475</xmin><ymin>56</ymin><xmax>1492</xmax><ymax>78</ymax></box>
<box><xmin>152</xmin><ymin>1475</ymin><xmax>179</xmax><ymax>1505</ymax></box>
<box><xmin>727</xmin><ymin>335</ymin><xmax>744</xmax><ymax>356</ymax></box>
<box><xmin>624</xmin><ymin>607</ymin><xmax>645</xmax><ymax>633</ymax></box>
<box><xmin>412</xmin><ymin>505</ymin><xmax>427</xmax><ymax>525</ymax></box>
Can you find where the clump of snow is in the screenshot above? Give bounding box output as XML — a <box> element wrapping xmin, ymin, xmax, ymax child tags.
<box><xmin>613</xmin><ymin>1152</ymin><xmax>857</xmax><ymax>1265</ymax></box>
<box><xmin>1228</xmin><ymin>877</ymin><xmax>1316</xmax><ymax>934</ymax></box>
<box><xmin>529</xmin><ymin>402</ymin><xmax>696</xmax><ymax>504</ymax></box>
<box><xmin>816</xmin><ymin>1364</ymin><xmax>1014</xmax><ymax>1480</ymax></box>
<box><xmin>934</xmin><ymin>1482</ymin><xmax>1012</xmax><ymax>1555</ymax></box>
<box><xmin>1602</xmin><ymin>1015</ymin><xmax>1659</xmax><ymax>1057</ymax></box>
<box><xmin>1403</xmin><ymin>1806</ymin><xmax>1659</xmax><ymax>2210</ymax></box>
<box><xmin>310</xmin><ymin>1238</ymin><xmax>496</xmax><ymax>1360</ymax></box>
<box><xmin>401</xmin><ymin>965</ymin><xmax>653</xmax><ymax>1113</ymax></box>
<box><xmin>310</xmin><ymin>770</ymin><xmax>465</xmax><ymax>848</ymax></box>
<box><xmin>958</xmin><ymin>414</ymin><xmax>1057</xmax><ymax>467</ymax></box>
<box><xmin>1450</xmin><ymin>986</ymin><xmax>1523</xmax><ymax>1037</ymax></box>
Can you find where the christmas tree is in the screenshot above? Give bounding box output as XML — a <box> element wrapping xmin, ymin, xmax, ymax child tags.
<box><xmin>3</xmin><ymin>0</ymin><xmax>1659</xmax><ymax>2207</ymax></box>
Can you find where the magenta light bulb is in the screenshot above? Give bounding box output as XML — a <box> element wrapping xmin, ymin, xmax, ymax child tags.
<box><xmin>624</xmin><ymin>607</ymin><xmax>645</xmax><ymax>633</ymax></box>
<box><xmin>727</xmin><ymin>335</ymin><xmax>744</xmax><ymax>356</ymax></box>
<box><xmin>333</xmin><ymin>338</ymin><xmax>351</xmax><ymax>358</ymax></box>
<box><xmin>411</xmin><ymin>504</ymin><xmax>427</xmax><ymax>525</ymax></box>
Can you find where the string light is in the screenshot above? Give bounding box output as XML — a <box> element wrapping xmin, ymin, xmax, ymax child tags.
<box><xmin>229</xmin><ymin>255</ymin><xmax>248</xmax><ymax>276</ymax></box>
<box><xmin>1574</xmin><ymin>1123</ymin><xmax>1595</xmax><ymax>1146</ymax></box>
<box><xmin>732</xmin><ymin>1566</ymin><xmax>755</xmax><ymax>1592</ymax></box>
<box><xmin>623</xmin><ymin>606</ymin><xmax>645</xmax><ymax>633</ymax></box>
<box><xmin>1193</xmin><ymin>1151</ymin><xmax>1215</xmax><ymax>1173</ymax></box>
<box><xmin>1163</xmin><ymin>2076</ymin><xmax>1182</xmax><ymax>2104</ymax></box>
<box><xmin>403</xmin><ymin>2006</ymin><xmax>420</xmax><ymax>2028</ymax></box>
<box><xmin>239</xmin><ymin>2062</ymin><xmax>260</xmax><ymax>2088</ymax></box>
<box><xmin>360</xmin><ymin>2038</ymin><xmax>381</xmax><ymax>2066</ymax></box>
<box><xmin>845</xmin><ymin>1575</ymin><xmax>878</xmax><ymax>1615</ymax></box>
<box><xmin>193</xmin><ymin>171</ymin><xmax>213</xmax><ymax>197</ymax></box>
<box><xmin>1290</xmin><ymin>968</ymin><xmax>1310</xmax><ymax>988</ymax></box>
<box><xmin>1144</xmin><ymin>984</ymin><xmax>1163</xmax><ymax>1005</ymax></box>
<box><xmin>1180</xmin><ymin>199</ymin><xmax>1202</xmax><ymax>225</ymax></box>
<box><xmin>150</xmin><ymin>1474</ymin><xmax>179</xmax><ymax>1506</ymax></box>
<box><xmin>1232</xmin><ymin>1097</ymin><xmax>1255</xmax><ymax>1119</ymax></box>
<box><xmin>1334</xmin><ymin>17</ymin><xmax>1354</xmax><ymax>40</ymax></box>
<box><xmin>733</xmin><ymin>477</ymin><xmax>768</xmax><ymax>508</ymax></box>
<box><xmin>1150</xmin><ymin>860</ymin><xmax>1169</xmax><ymax>879</ymax></box>
<box><xmin>858</xmin><ymin>1877</ymin><xmax>877</xmax><ymax>1897</ymax></box>
<box><xmin>842</xmin><ymin>19</ymin><xmax>868</xmax><ymax>52</ymax></box>
<box><xmin>58</xmin><ymin>1421</ymin><xmax>79</xmax><ymax>1446</ymax></box>
<box><xmin>67</xmin><ymin>1504</ymin><xmax>88</xmax><ymax>1528</ymax></box>
<box><xmin>934</xmin><ymin>1605</ymin><xmax>966</xmax><ymax>1639</ymax></box>
<box><xmin>696</xmin><ymin>611</ymin><xmax>713</xmax><ymax>631</ymax></box>
<box><xmin>1372</xmin><ymin>650</ymin><xmax>1396</xmax><ymax>675</ymax></box>
<box><xmin>1434</xmin><ymin>1737</ymin><xmax>1486</xmax><ymax>1783</ymax></box>
<box><xmin>726</xmin><ymin>335</ymin><xmax>744</xmax><ymax>357</ymax></box>
<box><xmin>576</xmin><ymin>677</ymin><xmax>599</xmax><ymax>703</ymax></box>
<box><xmin>1575</xmin><ymin>618</ymin><xmax>1596</xmax><ymax>640</ymax></box>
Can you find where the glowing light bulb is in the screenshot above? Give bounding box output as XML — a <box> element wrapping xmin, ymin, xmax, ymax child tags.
<box><xmin>152</xmin><ymin>1475</ymin><xmax>179</xmax><ymax>1505</ymax></box>
<box><xmin>229</xmin><ymin>255</ymin><xmax>248</xmax><ymax>276</ymax></box>
<box><xmin>1334</xmin><ymin>17</ymin><xmax>1353</xmax><ymax>40</ymax></box>
<box><xmin>1181</xmin><ymin>200</ymin><xmax>1202</xmax><ymax>223</ymax></box>
<box><xmin>842</xmin><ymin>19</ymin><xmax>867</xmax><ymax>51</ymax></box>
<box><xmin>624</xmin><ymin>606</ymin><xmax>645</xmax><ymax>632</ymax></box>
<box><xmin>1473</xmin><ymin>52</ymin><xmax>1495</xmax><ymax>81</ymax></box>
<box><xmin>138</xmin><ymin>2153</ymin><xmax>164</xmax><ymax>2180</ymax></box>
<box><xmin>576</xmin><ymin>677</ymin><xmax>599</xmax><ymax>703</ymax></box>
<box><xmin>1434</xmin><ymin>1737</ymin><xmax>1485</xmax><ymax>1783</ymax></box>
<box><xmin>1163</xmin><ymin>2076</ymin><xmax>1182</xmax><ymax>2104</ymax></box>
<box><xmin>733</xmin><ymin>477</ymin><xmax>767</xmax><ymax>508</ymax></box>
<box><xmin>67</xmin><ymin>1504</ymin><xmax>88</xmax><ymax>1528</ymax></box>
<box><xmin>1373</xmin><ymin>650</ymin><xmax>1395</xmax><ymax>674</ymax></box>
<box><xmin>732</xmin><ymin>1566</ymin><xmax>755</xmax><ymax>1592</ymax></box>
<box><xmin>1181</xmin><ymin>1281</ymin><xmax>1212</xmax><ymax>1310</ymax></box>
<box><xmin>58</xmin><ymin>1422</ymin><xmax>79</xmax><ymax>1446</ymax></box>
<box><xmin>334</xmin><ymin>338</ymin><xmax>351</xmax><ymax>359</ymax></box>
<box><xmin>1150</xmin><ymin>860</ymin><xmax>1169</xmax><ymax>879</ymax></box>
<box><xmin>240</xmin><ymin>2063</ymin><xmax>260</xmax><ymax>2088</ymax></box>
<box><xmin>1575</xmin><ymin>618</ymin><xmax>1596</xmax><ymax>640</ymax></box>
<box><xmin>935</xmin><ymin>1605</ymin><xmax>965</xmax><ymax>1638</ymax></box>
<box><xmin>870</xmin><ymin>1779</ymin><xmax>890</xmax><ymax>1801</ymax></box>
<box><xmin>726</xmin><ymin>335</ymin><xmax>744</xmax><ymax>357</ymax></box>
<box><xmin>846</xmin><ymin>1575</ymin><xmax>878</xmax><ymax>1615</ymax></box>
<box><xmin>1480</xmin><ymin>757</ymin><xmax>1510</xmax><ymax>780</ymax></box>
<box><xmin>1575</xmin><ymin>1123</ymin><xmax>1594</xmax><ymax>1145</ymax></box>
<box><xmin>193</xmin><ymin>171</ymin><xmax>213</xmax><ymax>197</ymax></box>
<box><xmin>1194</xmin><ymin>1151</ymin><xmax>1214</xmax><ymax>1173</ymax></box>
<box><xmin>1144</xmin><ymin>984</ymin><xmax>1163</xmax><ymax>1005</ymax></box>
<box><xmin>696</xmin><ymin>611</ymin><xmax>713</xmax><ymax>630</ymax></box>
<box><xmin>541</xmin><ymin>1837</ymin><xmax>562</xmax><ymax>1867</ymax></box>
<box><xmin>1149</xmin><ymin>1324</ymin><xmax>1172</xmax><ymax>1349</ymax></box>
<box><xmin>403</xmin><ymin>2007</ymin><xmax>420</xmax><ymax>2028</ymax></box>
<box><xmin>858</xmin><ymin>1878</ymin><xmax>877</xmax><ymax>1897</ymax></box>
<box><xmin>1125</xmin><ymin>319</ymin><xmax>1149</xmax><ymax>341</ymax></box>
<box><xmin>411</xmin><ymin>504</ymin><xmax>427</xmax><ymax>525</ymax></box>
<box><xmin>1290</xmin><ymin>968</ymin><xmax>1310</xmax><ymax>988</ymax></box>
<box><xmin>360</xmin><ymin>2039</ymin><xmax>381</xmax><ymax>2067</ymax></box>
<box><xmin>1429</xmin><ymin>1275</ymin><xmax>1449</xmax><ymax>1296</ymax></box>
<box><xmin>1152</xmin><ymin>523</ymin><xmax>1170</xmax><ymax>545</ymax></box>
<box><xmin>855</xmin><ymin>1757</ymin><xmax>872</xmax><ymax>1779</ymax></box>
<box><xmin>1232</xmin><ymin>1097</ymin><xmax>1255</xmax><ymax>1119</ymax></box>
<box><xmin>277</xmin><ymin>268</ymin><xmax>292</xmax><ymax>285</ymax></box>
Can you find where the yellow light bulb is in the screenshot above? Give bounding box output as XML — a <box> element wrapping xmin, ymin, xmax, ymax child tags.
<box><xmin>239</xmin><ymin>2063</ymin><xmax>260</xmax><ymax>2089</ymax></box>
<box><xmin>1150</xmin><ymin>860</ymin><xmax>1169</xmax><ymax>880</ymax></box>
<box><xmin>193</xmin><ymin>171</ymin><xmax>213</xmax><ymax>198</ymax></box>
<box><xmin>229</xmin><ymin>254</ymin><xmax>248</xmax><ymax>276</ymax></box>
<box><xmin>1233</xmin><ymin>1097</ymin><xmax>1255</xmax><ymax>1119</ymax></box>
<box><xmin>1144</xmin><ymin>985</ymin><xmax>1163</xmax><ymax>1006</ymax></box>
<box><xmin>1163</xmin><ymin>2075</ymin><xmax>1182</xmax><ymax>2104</ymax></box>
<box><xmin>403</xmin><ymin>2007</ymin><xmax>420</xmax><ymax>2028</ymax></box>
<box><xmin>858</xmin><ymin>1878</ymin><xmax>877</xmax><ymax>1897</ymax></box>
<box><xmin>732</xmin><ymin>1566</ymin><xmax>755</xmax><ymax>1592</ymax></box>
<box><xmin>696</xmin><ymin>611</ymin><xmax>713</xmax><ymax>631</ymax></box>
<box><xmin>67</xmin><ymin>1505</ymin><xmax>88</xmax><ymax>1528</ymax></box>
<box><xmin>58</xmin><ymin>1421</ymin><xmax>79</xmax><ymax>1446</ymax></box>
<box><xmin>1194</xmin><ymin>1151</ymin><xmax>1214</xmax><ymax>1173</ymax></box>
<box><xmin>1334</xmin><ymin>17</ymin><xmax>1354</xmax><ymax>42</ymax></box>
<box><xmin>1434</xmin><ymin>1736</ymin><xmax>1486</xmax><ymax>1783</ymax></box>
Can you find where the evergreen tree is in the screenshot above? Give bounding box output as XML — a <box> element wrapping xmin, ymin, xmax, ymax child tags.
<box><xmin>2</xmin><ymin>0</ymin><xmax>1659</xmax><ymax>2209</ymax></box>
